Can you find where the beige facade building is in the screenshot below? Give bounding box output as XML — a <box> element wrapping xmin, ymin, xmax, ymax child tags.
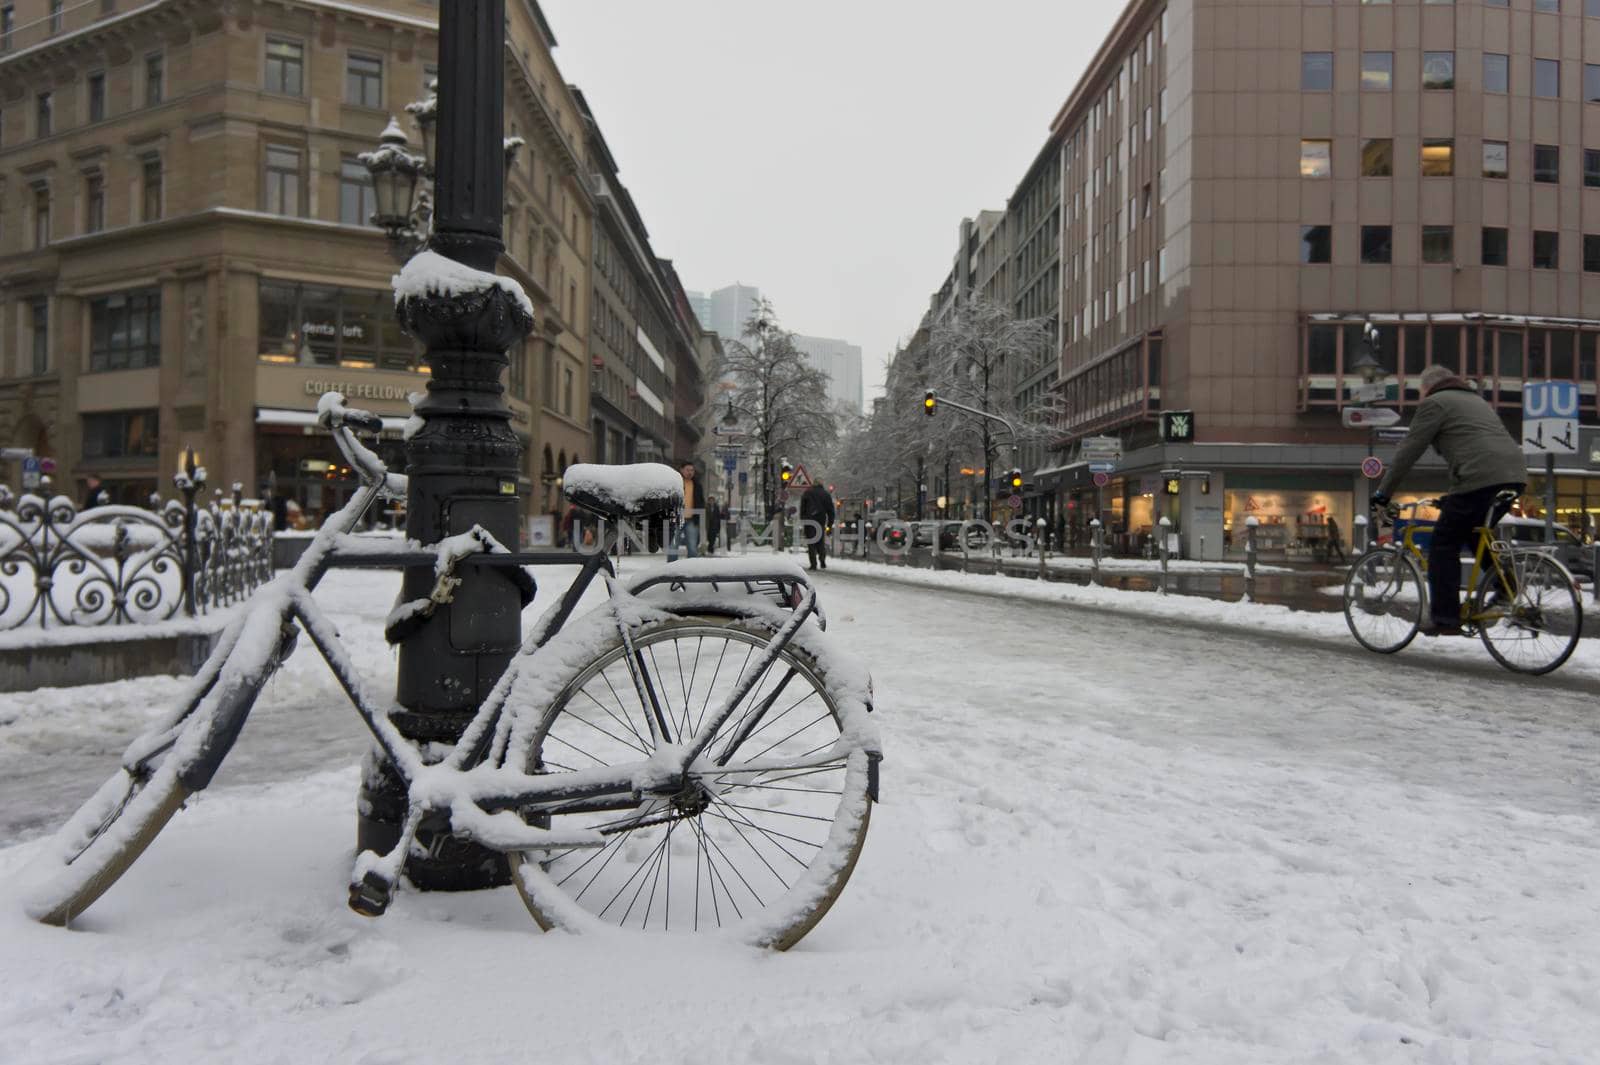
<box><xmin>1051</xmin><ymin>0</ymin><xmax>1600</xmax><ymax>559</ymax></box>
<box><xmin>0</xmin><ymin>0</ymin><xmax>593</xmax><ymax>539</ymax></box>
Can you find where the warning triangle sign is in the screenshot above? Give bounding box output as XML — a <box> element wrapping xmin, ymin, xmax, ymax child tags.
<box><xmin>789</xmin><ymin>463</ymin><xmax>813</xmax><ymax>488</ymax></box>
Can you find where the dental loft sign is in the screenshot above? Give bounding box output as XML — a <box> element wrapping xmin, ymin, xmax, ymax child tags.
<box><xmin>304</xmin><ymin>380</ymin><xmax>410</xmax><ymax>401</ymax></box>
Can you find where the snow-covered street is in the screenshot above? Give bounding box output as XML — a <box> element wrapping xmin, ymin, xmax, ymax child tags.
<box><xmin>1</xmin><ymin>566</ymin><xmax>1596</xmax><ymax>1064</ymax></box>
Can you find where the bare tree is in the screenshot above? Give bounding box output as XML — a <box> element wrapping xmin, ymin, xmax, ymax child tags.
<box><xmin>719</xmin><ymin>301</ymin><xmax>837</xmax><ymax>515</ymax></box>
<box><xmin>925</xmin><ymin>298</ymin><xmax>1058</xmax><ymax>520</ymax></box>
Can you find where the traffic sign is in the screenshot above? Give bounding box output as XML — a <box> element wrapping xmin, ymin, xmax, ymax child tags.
<box><xmin>1375</xmin><ymin>427</ymin><xmax>1409</xmax><ymax>443</ymax></box>
<box><xmin>723</xmin><ymin>455</ymin><xmax>737</xmax><ymax>475</ymax></box>
<box><xmin>1080</xmin><ymin>435</ymin><xmax>1122</xmax><ymax>461</ymax></box>
<box><xmin>1361</xmin><ymin>456</ymin><xmax>1384</xmax><ymax>479</ymax></box>
<box><xmin>710</xmin><ymin>424</ymin><xmax>744</xmax><ymax>438</ymax></box>
<box><xmin>1351</xmin><ymin>382</ymin><xmax>1387</xmax><ymax>404</ymax></box>
<box><xmin>1342</xmin><ymin>407</ymin><xmax>1401</xmax><ymax>429</ymax></box>
<box><xmin>1087</xmin><ymin>462</ymin><xmax>1115</xmax><ymax>473</ymax></box>
<box><xmin>1091</xmin><ymin>472</ymin><xmax>1110</xmax><ymax>488</ymax></box>
<box><xmin>1007</xmin><ymin>494</ymin><xmax>1022</xmax><ymax>508</ymax></box>
<box><xmin>788</xmin><ymin>463</ymin><xmax>813</xmax><ymax>489</ymax></box>
<box><xmin>1522</xmin><ymin>380</ymin><xmax>1578</xmax><ymax>455</ymax></box>
<box><xmin>20</xmin><ymin>456</ymin><xmax>41</xmax><ymax>491</ymax></box>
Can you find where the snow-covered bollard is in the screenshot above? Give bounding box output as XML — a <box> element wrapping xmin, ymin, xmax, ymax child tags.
<box><xmin>1244</xmin><ymin>516</ymin><xmax>1260</xmax><ymax>602</ymax></box>
<box><xmin>1354</xmin><ymin>512</ymin><xmax>1369</xmax><ymax>555</ymax></box>
<box><xmin>1090</xmin><ymin>519</ymin><xmax>1103</xmax><ymax>586</ymax></box>
<box><xmin>1158</xmin><ymin>516</ymin><xmax>1173</xmax><ymax>595</ymax></box>
<box><xmin>1036</xmin><ymin>518</ymin><xmax>1047</xmax><ymax>580</ymax></box>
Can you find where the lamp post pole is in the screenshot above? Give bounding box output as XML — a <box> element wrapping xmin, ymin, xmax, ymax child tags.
<box><xmin>358</xmin><ymin>0</ymin><xmax>533</xmax><ymax>891</ymax></box>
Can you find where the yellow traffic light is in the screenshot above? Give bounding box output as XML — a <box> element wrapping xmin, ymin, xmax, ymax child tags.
<box><xmin>923</xmin><ymin>391</ymin><xmax>937</xmax><ymax>416</ymax></box>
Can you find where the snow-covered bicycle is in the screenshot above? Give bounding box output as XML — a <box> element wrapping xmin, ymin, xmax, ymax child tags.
<box><xmin>17</xmin><ymin>394</ymin><xmax>881</xmax><ymax>949</ymax></box>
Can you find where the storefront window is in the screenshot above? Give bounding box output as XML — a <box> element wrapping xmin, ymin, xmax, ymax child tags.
<box><xmin>89</xmin><ymin>289</ymin><xmax>162</xmax><ymax>372</ymax></box>
<box><xmin>82</xmin><ymin>409</ymin><xmax>159</xmax><ymax>460</ymax></box>
<box><xmin>1433</xmin><ymin>325</ymin><xmax>1461</xmax><ymax>374</ymax></box>
<box><xmin>256</xmin><ymin>281</ymin><xmax>419</xmax><ymax>370</ymax></box>
<box><xmin>1496</xmin><ymin>330</ymin><xmax>1524</xmax><ymax>395</ymax></box>
<box><xmin>1551</xmin><ymin>330</ymin><xmax>1575</xmax><ymax>380</ymax></box>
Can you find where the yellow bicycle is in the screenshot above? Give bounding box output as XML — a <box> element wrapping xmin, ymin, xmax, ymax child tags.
<box><xmin>1342</xmin><ymin>491</ymin><xmax>1584</xmax><ymax>675</ymax></box>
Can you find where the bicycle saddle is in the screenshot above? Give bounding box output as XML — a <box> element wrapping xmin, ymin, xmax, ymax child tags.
<box><xmin>564</xmin><ymin>463</ymin><xmax>684</xmax><ymax>522</ymax></box>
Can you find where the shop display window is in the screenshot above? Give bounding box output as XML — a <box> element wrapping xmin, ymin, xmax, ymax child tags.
<box><xmin>256</xmin><ymin>280</ymin><xmax>420</xmax><ymax>370</ymax></box>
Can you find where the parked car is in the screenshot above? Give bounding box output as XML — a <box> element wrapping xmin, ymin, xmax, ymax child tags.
<box><xmin>1496</xmin><ymin>517</ymin><xmax>1594</xmax><ymax>579</ymax></box>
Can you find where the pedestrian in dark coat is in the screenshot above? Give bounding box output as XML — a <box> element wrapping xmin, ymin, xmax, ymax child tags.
<box><xmin>706</xmin><ymin>497</ymin><xmax>723</xmax><ymax>555</ymax></box>
<box><xmin>799</xmin><ymin>483</ymin><xmax>835</xmax><ymax>571</ymax></box>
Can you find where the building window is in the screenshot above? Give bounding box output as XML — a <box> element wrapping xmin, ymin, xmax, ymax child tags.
<box><xmin>1586</xmin><ymin>149</ymin><xmax>1600</xmax><ymax>188</ymax></box>
<box><xmin>36</xmin><ymin>91</ymin><xmax>51</xmax><ymax>137</ymax></box>
<box><xmin>89</xmin><ymin>289</ymin><xmax>162</xmax><ymax>371</ymax></box>
<box><xmin>265</xmin><ymin>39</ymin><xmax>304</xmax><ymax>96</ymax></box>
<box><xmin>257</xmin><ymin>280</ymin><xmax>419</xmax><ymax>370</ymax></box>
<box><xmin>1301</xmin><ymin>225</ymin><xmax>1332</xmax><ymax>263</ymax></box>
<box><xmin>1302</xmin><ymin>52</ymin><xmax>1333</xmax><ymax>91</ymax></box>
<box><xmin>1586</xmin><ymin>64</ymin><xmax>1600</xmax><ymax>104</ymax></box>
<box><xmin>1534</xmin><ymin>144</ymin><xmax>1560</xmax><ymax>183</ymax></box>
<box><xmin>145</xmin><ymin>53</ymin><xmax>163</xmax><ymax>106</ymax></box>
<box><xmin>346</xmin><ymin>53</ymin><xmax>383</xmax><ymax>108</ymax></box>
<box><xmin>562</xmin><ymin>366</ymin><xmax>574</xmax><ymax>415</ymax></box>
<box><xmin>1533</xmin><ymin>231</ymin><xmax>1559</xmax><ymax>269</ymax></box>
<box><xmin>85</xmin><ymin>171</ymin><xmax>104</xmax><ymax>233</ymax></box>
<box><xmin>141</xmin><ymin>156</ymin><xmax>162</xmax><ymax>221</ymax></box>
<box><xmin>1484</xmin><ymin>53</ymin><xmax>1509</xmax><ymax>94</ymax></box>
<box><xmin>1421</xmin><ymin>139</ymin><xmax>1454</xmax><ymax>177</ymax></box>
<box><xmin>339</xmin><ymin>157</ymin><xmax>375</xmax><ymax>226</ymax></box>
<box><xmin>1422</xmin><ymin>52</ymin><xmax>1455</xmax><ymax>90</ymax></box>
<box><xmin>1535</xmin><ymin>0</ymin><xmax>1560</xmax><ymax>11</ymax></box>
<box><xmin>1360</xmin><ymin>226</ymin><xmax>1392</xmax><ymax>264</ymax></box>
<box><xmin>82</xmin><ymin>410</ymin><xmax>159</xmax><ymax>460</ymax></box>
<box><xmin>1484</xmin><ymin>140</ymin><xmax>1509</xmax><ymax>179</ymax></box>
<box><xmin>87</xmin><ymin>72</ymin><xmax>105</xmax><ymax>122</ymax></box>
<box><xmin>28</xmin><ymin>298</ymin><xmax>47</xmax><ymax>375</ymax></box>
<box><xmin>1422</xmin><ymin>226</ymin><xmax>1454</xmax><ymax>264</ymax></box>
<box><xmin>1483</xmin><ymin>227</ymin><xmax>1509</xmax><ymax>266</ymax></box>
<box><xmin>32</xmin><ymin>185</ymin><xmax>49</xmax><ymax>246</ymax></box>
<box><xmin>1584</xmin><ymin>234</ymin><xmax>1600</xmax><ymax>273</ymax></box>
<box><xmin>1535</xmin><ymin>58</ymin><xmax>1560</xmax><ymax>98</ymax></box>
<box><xmin>1362</xmin><ymin>52</ymin><xmax>1393</xmax><ymax>91</ymax></box>
<box><xmin>1300</xmin><ymin>139</ymin><xmax>1331</xmax><ymax>178</ymax></box>
<box><xmin>264</xmin><ymin>145</ymin><xmax>302</xmax><ymax>216</ymax></box>
<box><xmin>1</xmin><ymin>6</ymin><xmax>13</xmax><ymax>51</ymax></box>
<box><xmin>48</xmin><ymin>0</ymin><xmax>61</xmax><ymax>33</ymax></box>
<box><xmin>1361</xmin><ymin>138</ymin><xmax>1393</xmax><ymax>177</ymax></box>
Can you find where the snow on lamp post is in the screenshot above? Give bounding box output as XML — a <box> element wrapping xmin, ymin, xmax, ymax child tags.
<box><xmin>357</xmin><ymin>0</ymin><xmax>535</xmax><ymax>893</ymax></box>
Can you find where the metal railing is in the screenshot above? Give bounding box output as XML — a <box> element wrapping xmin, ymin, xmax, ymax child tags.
<box><xmin>0</xmin><ymin>484</ymin><xmax>273</xmax><ymax>630</ymax></box>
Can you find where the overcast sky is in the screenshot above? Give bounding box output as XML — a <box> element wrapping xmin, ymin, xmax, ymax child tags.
<box><xmin>540</xmin><ymin>1</ymin><xmax>1122</xmax><ymax>406</ymax></box>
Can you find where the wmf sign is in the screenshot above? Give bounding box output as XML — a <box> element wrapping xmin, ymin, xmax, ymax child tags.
<box><xmin>1522</xmin><ymin>381</ymin><xmax>1579</xmax><ymax>456</ymax></box>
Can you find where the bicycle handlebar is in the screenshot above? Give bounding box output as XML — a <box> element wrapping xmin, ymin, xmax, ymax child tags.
<box><xmin>316</xmin><ymin>392</ymin><xmax>407</xmax><ymax>501</ymax></box>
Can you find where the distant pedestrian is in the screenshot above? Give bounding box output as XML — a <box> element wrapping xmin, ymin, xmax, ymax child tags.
<box><xmin>706</xmin><ymin>497</ymin><xmax>723</xmax><ymax>555</ymax></box>
<box><xmin>1324</xmin><ymin>516</ymin><xmax>1347</xmax><ymax>564</ymax></box>
<box><xmin>81</xmin><ymin>476</ymin><xmax>109</xmax><ymax>511</ymax></box>
<box><xmin>800</xmin><ymin>482</ymin><xmax>835</xmax><ymax>571</ymax></box>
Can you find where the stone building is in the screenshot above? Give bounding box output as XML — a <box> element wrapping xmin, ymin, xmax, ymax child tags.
<box><xmin>0</xmin><ymin>0</ymin><xmax>592</xmax><ymax>541</ymax></box>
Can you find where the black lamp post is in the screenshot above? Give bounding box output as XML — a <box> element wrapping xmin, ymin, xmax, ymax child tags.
<box><xmin>356</xmin><ymin>0</ymin><xmax>534</xmax><ymax>892</ymax></box>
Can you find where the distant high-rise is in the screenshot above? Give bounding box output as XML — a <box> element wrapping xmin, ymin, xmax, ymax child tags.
<box><xmin>793</xmin><ymin>335</ymin><xmax>864</xmax><ymax>414</ymax></box>
<box><xmin>686</xmin><ymin>290</ymin><xmax>713</xmax><ymax>332</ymax></box>
<box><xmin>701</xmin><ymin>283</ymin><xmax>762</xmax><ymax>347</ymax></box>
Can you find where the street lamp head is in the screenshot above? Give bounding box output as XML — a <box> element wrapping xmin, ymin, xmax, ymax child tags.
<box><xmin>403</xmin><ymin>95</ymin><xmax>438</xmax><ymax>177</ymax></box>
<box><xmin>1349</xmin><ymin>320</ymin><xmax>1385</xmax><ymax>383</ymax></box>
<box><xmin>361</xmin><ymin>117</ymin><xmax>424</xmax><ymax>238</ymax></box>
<box><xmin>721</xmin><ymin>399</ymin><xmax>739</xmax><ymax>428</ymax></box>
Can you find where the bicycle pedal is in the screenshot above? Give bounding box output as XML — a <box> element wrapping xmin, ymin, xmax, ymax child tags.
<box><xmin>348</xmin><ymin>870</ymin><xmax>395</xmax><ymax>917</ymax></box>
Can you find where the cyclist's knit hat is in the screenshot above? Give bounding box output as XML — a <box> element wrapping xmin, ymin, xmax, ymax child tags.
<box><xmin>1420</xmin><ymin>364</ymin><xmax>1457</xmax><ymax>395</ymax></box>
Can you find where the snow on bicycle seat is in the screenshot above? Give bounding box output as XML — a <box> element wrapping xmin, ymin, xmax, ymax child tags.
<box><xmin>564</xmin><ymin>462</ymin><xmax>683</xmax><ymax>522</ymax></box>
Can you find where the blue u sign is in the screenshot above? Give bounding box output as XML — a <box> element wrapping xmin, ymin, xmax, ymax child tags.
<box><xmin>1524</xmin><ymin>381</ymin><xmax>1579</xmax><ymax>419</ymax></box>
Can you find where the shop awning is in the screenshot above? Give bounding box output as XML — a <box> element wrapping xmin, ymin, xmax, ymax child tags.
<box><xmin>256</xmin><ymin>408</ymin><xmax>411</xmax><ymax>433</ymax></box>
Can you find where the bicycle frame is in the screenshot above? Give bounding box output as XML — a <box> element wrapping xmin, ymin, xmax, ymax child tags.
<box><xmin>116</xmin><ymin>393</ymin><xmax>837</xmax><ymax>909</ymax></box>
<box><xmin>1383</xmin><ymin>498</ymin><xmax>1519</xmax><ymax>625</ymax></box>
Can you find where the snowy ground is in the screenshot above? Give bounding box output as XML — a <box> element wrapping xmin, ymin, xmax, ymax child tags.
<box><xmin>1</xmin><ymin>562</ymin><xmax>1597</xmax><ymax>1064</ymax></box>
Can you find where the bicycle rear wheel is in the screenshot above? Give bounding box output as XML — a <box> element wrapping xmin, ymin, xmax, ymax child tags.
<box><xmin>1343</xmin><ymin>547</ymin><xmax>1424</xmax><ymax>653</ymax></box>
<box><xmin>507</xmin><ymin>615</ymin><xmax>876</xmax><ymax>950</ymax></box>
<box><xmin>1475</xmin><ymin>553</ymin><xmax>1582</xmax><ymax>675</ymax></box>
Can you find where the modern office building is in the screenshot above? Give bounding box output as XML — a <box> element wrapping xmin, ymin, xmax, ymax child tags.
<box><xmin>1049</xmin><ymin>0</ymin><xmax>1600</xmax><ymax>559</ymax></box>
<box><xmin>0</xmin><ymin>0</ymin><xmax>607</xmax><ymax>542</ymax></box>
<box><xmin>792</xmin><ymin>333</ymin><xmax>864</xmax><ymax>413</ymax></box>
<box><xmin>698</xmin><ymin>282</ymin><xmax>762</xmax><ymax>348</ymax></box>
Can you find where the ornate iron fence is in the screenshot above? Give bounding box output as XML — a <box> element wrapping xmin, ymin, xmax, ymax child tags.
<box><xmin>0</xmin><ymin>480</ymin><xmax>274</xmax><ymax>632</ymax></box>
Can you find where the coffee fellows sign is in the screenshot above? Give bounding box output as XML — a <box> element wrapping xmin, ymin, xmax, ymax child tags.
<box><xmin>303</xmin><ymin>380</ymin><xmax>411</xmax><ymax>402</ymax></box>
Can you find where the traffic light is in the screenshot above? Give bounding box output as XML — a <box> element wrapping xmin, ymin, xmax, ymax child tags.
<box><xmin>780</xmin><ymin>460</ymin><xmax>793</xmax><ymax>485</ymax></box>
<box><xmin>1009</xmin><ymin>468</ymin><xmax>1023</xmax><ymax>491</ymax></box>
<box><xmin>923</xmin><ymin>391</ymin><xmax>937</xmax><ymax>417</ymax></box>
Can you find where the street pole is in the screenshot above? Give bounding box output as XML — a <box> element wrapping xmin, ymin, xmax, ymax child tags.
<box><xmin>1244</xmin><ymin>516</ymin><xmax>1258</xmax><ymax>602</ymax></box>
<box><xmin>361</xmin><ymin>0</ymin><xmax>531</xmax><ymax>891</ymax></box>
<box><xmin>1544</xmin><ymin>453</ymin><xmax>1556</xmax><ymax>547</ymax></box>
<box><xmin>1158</xmin><ymin>515</ymin><xmax>1172</xmax><ymax>595</ymax></box>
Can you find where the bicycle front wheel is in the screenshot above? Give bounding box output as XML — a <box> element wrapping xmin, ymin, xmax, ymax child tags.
<box><xmin>507</xmin><ymin>616</ymin><xmax>875</xmax><ymax>950</ymax></box>
<box><xmin>1475</xmin><ymin>552</ymin><xmax>1583</xmax><ymax>675</ymax></box>
<box><xmin>1343</xmin><ymin>547</ymin><xmax>1424</xmax><ymax>654</ymax></box>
